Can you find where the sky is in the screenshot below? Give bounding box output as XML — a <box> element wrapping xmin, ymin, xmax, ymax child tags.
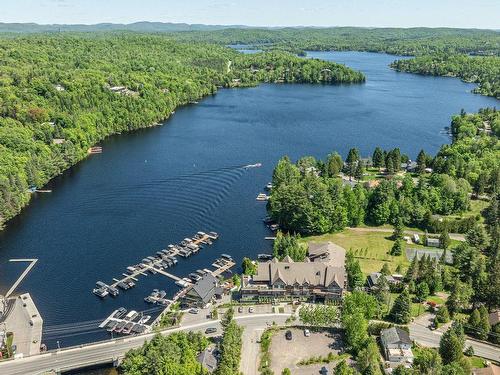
<box><xmin>1</xmin><ymin>0</ymin><xmax>499</xmax><ymax>29</ymax></box>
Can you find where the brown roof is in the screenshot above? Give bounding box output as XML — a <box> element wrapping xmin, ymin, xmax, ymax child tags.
<box><xmin>473</xmin><ymin>364</ymin><xmax>500</xmax><ymax>375</ymax></box>
<box><xmin>253</xmin><ymin>242</ymin><xmax>346</xmax><ymax>289</ymax></box>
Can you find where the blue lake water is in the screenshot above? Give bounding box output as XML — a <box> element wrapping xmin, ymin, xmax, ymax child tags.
<box><xmin>0</xmin><ymin>51</ymin><xmax>497</xmax><ymax>348</ymax></box>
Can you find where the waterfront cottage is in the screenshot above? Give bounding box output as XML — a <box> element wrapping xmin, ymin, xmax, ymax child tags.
<box><xmin>182</xmin><ymin>274</ymin><xmax>223</xmax><ymax>308</ymax></box>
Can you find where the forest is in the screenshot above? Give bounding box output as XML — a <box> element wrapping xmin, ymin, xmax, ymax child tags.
<box><xmin>169</xmin><ymin>27</ymin><xmax>500</xmax><ymax>56</ymax></box>
<box><xmin>391</xmin><ymin>55</ymin><xmax>500</xmax><ymax>98</ymax></box>
<box><xmin>0</xmin><ymin>33</ymin><xmax>364</xmax><ymax>229</ymax></box>
<box><xmin>267</xmin><ymin>108</ymin><xmax>499</xmax><ymax>235</ymax></box>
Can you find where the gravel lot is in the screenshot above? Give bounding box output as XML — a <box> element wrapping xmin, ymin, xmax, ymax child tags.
<box><xmin>269</xmin><ymin>328</ymin><xmax>344</xmax><ymax>375</ymax></box>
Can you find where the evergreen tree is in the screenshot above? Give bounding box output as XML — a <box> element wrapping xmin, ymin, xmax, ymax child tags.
<box><xmin>372</xmin><ymin>147</ymin><xmax>385</xmax><ymax>168</ymax></box>
<box><xmin>354</xmin><ymin>161</ymin><xmax>364</xmax><ymax>181</ymax></box>
<box><xmin>346</xmin><ymin>148</ymin><xmax>360</xmax><ymax>180</ymax></box>
<box><xmin>416</xmin><ymin>149</ymin><xmax>427</xmax><ymax>174</ymax></box>
<box><xmin>391</xmin><ymin>239</ymin><xmax>403</xmax><ymax>256</ymax></box>
<box><xmin>439</xmin><ymin>325</ymin><xmax>464</xmax><ymax>365</ymax></box>
<box><xmin>346</xmin><ymin>251</ymin><xmax>365</xmax><ymax>289</ymax></box>
<box><xmin>390</xmin><ymin>288</ymin><xmax>411</xmax><ymax>324</ymax></box>
<box><xmin>415</xmin><ymin>281</ymin><xmax>430</xmax><ymax>302</ymax></box>
<box><xmin>392</xmin><ymin>217</ymin><xmax>404</xmax><ymax>240</ymax></box>
<box><xmin>440</xmin><ymin>228</ymin><xmax>451</xmax><ymax>250</ymax></box>
<box><xmin>380</xmin><ymin>263</ymin><xmax>391</xmax><ymax>275</ymax></box>
<box><xmin>435</xmin><ymin>305</ymin><xmax>450</xmax><ymax>325</ymax></box>
<box><xmin>478</xmin><ymin>305</ymin><xmax>491</xmax><ymax>340</ymax></box>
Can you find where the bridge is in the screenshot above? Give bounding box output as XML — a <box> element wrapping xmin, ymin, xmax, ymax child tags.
<box><xmin>0</xmin><ymin>313</ymin><xmax>290</xmax><ymax>375</ymax></box>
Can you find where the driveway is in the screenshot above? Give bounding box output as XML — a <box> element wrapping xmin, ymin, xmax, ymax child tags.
<box><xmin>410</xmin><ymin>313</ymin><xmax>500</xmax><ymax>362</ymax></box>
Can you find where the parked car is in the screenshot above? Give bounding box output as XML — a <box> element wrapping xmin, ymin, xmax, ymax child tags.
<box><xmin>189</xmin><ymin>308</ymin><xmax>199</xmax><ymax>314</ymax></box>
<box><xmin>285</xmin><ymin>330</ymin><xmax>292</xmax><ymax>340</ymax></box>
<box><xmin>205</xmin><ymin>327</ymin><xmax>217</xmax><ymax>334</ymax></box>
<box><xmin>320</xmin><ymin>366</ymin><xmax>329</xmax><ymax>375</ymax></box>
<box><xmin>304</xmin><ymin>329</ymin><xmax>310</xmax><ymax>337</ymax></box>
<box><xmin>238</xmin><ymin>306</ymin><xmax>243</xmax><ymax>313</ymax></box>
<box><xmin>248</xmin><ymin>307</ymin><xmax>254</xmax><ymax>313</ymax></box>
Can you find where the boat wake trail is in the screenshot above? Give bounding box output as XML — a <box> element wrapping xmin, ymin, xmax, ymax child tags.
<box><xmin>66</xmin><ymin>163</ymin><xmax>261</xmax><ymax>228</ymax></box>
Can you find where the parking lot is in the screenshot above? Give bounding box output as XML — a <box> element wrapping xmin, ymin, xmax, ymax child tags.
<box><xmin>270</xmin><ymin>328</ymin><xmax>344</xmax><ymax>375</ymax></box>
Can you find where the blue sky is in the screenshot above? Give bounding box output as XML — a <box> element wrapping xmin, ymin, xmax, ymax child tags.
<box><xmin>1</xmin><ymin>0</ymin><xmax>499</xmax><ymax>29</ymax></box>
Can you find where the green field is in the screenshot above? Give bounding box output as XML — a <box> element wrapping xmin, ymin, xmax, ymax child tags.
<box><xmin>305</xmin><ymin>228</ymin><xmax>459</xmax><ymax>275</ymax></box>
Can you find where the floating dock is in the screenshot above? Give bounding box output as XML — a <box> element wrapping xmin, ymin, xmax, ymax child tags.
<box><xmin>93</xmin><ymin>231</ymin><xmax>218</xmax><ymax>298</ymax></box>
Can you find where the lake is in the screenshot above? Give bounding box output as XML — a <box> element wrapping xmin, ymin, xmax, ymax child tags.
<box><xmin>0</xmin><ymin>51</ymin><xmax>497</xmax><ymax>348</ymax></box>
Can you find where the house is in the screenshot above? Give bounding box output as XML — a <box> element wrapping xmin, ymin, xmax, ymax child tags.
<box><xmin>473</xmin><ymin>364</ymin><xmax>500</xmax><ymax>375</ymax></box>
<box><xmin>197</xmin><ymin>347</ymin><xmax>218</xmax><ymax>372</ymax></box>
<box><xmin>380</xmin><ymin>327</ymin><xmax>414</xmax><ymax>365</ymax></box>
<box><xmin>426</xmin><ymin>238</ymin><xmax>440</xmax><ymax>247</ymax></box>
<box><xmin>241</xmin><ymin>242</ymin><xmax>346</xmax><ymax>303</ymax></box>
<box><xmin>367</xmin><ymin>272</ymin><xmax>396</xmax><ymax>289</ymax></box>
<box><xmin>182</xmin><ymin>274</ymin><xmax>223</xmax><ymax>308</ymax></box>
<box><xmin>401</xmin><ymin>161</ymin><xmax>417</xmax><ymax>172</ymax></box>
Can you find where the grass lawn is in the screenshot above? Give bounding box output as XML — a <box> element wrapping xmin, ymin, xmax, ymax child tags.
<box><xmin>469</xmin><ymin>356</ymin><xmax>486</xmax><ymax>368</ymax></box>
<box><xmin>305</xmin><ymin>229</ymin><xmax>408</xmax><ymax>275</ymax></box>
<box><xmin>426</xmin><ymin>295</ymin><xmax>446</xmax><ymax>305</ymax></box>
<box><xmin>441</xmin><ymin>198</ymin><xmax>489</xmax><ymax>223</ymax></box>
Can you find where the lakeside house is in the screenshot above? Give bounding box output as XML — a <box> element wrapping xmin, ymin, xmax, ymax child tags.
<box><xmin>182</xmin><ymin>274</ymin><xmax>223</xmax><ymax>308</ymax></box>
<box><xmin>241</xmin><ymin>242</ymin><xmax>346</xmax><ymax>303</ymax></box>
<box><xmin>380</xmin><ymin>327</ymin><xmax>414</xmax><ymax>368</ymax></box>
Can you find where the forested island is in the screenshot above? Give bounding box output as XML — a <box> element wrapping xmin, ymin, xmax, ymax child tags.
<box><xmin>0</xmin><ymin>34</ymin><xmax>364</xmax><ymax>229</ymax></box>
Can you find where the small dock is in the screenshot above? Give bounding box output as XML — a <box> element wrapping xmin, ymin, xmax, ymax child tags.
<box><xmin>211</xmin><ymin>259</ymin><xmax>235</xmax><ymax>277</ymax></box>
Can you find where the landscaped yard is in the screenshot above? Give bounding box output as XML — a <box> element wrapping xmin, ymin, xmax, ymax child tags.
<box><xmin>306</xmin><ymin>229</ymin><xmax>408</xmax><ymax>275</ymax></box>
<box><xmin>306</xmin><ymin>228</ymin><xmax>460</xmax><ymax>275</ymax></box>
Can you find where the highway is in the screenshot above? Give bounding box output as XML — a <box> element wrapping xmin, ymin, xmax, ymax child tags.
<box><xmin>410</xmin><ymin>314</ymin><xmax>500</xmax><ymax>362</ymax></box>
<box><xmin>0</xmin><ymin>313</ymin><xmax>291</xmax><ymax>375</ymax></box>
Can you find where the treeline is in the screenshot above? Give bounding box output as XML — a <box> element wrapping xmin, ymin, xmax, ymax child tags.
<box><xmin>120</xmin><ymin>332</ymin><xmax>210</xmax><ymax>374</ymax></box>
<box><xmin>215</xmin><ymin>308</ymin><xmax>243</xmax><ymax>375</ymax></box>
<box><xmin>0</xmin><ymin>34</ymin><xmax>364</xmax><ymax>229</ymax></box>
<box><xmin>391</xmin><ymin>54</ymin><xmax>500</xmax><ymax>98</ymax></box>
<box><xmin>171</xmin><ymin>27</ymin><xmax>500</xmax><ymax>56</ymax></box>
<box><xmin>268</xmin><ymin>108</ymin><xmax>499</xmax><ymax>235</ymax></box>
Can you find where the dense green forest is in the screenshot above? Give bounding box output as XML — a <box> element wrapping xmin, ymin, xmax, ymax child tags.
<box><xmin>391</xmin><ymin>55</ymin><xmax>500</xmax><ymax>98</ymax></box>
<box><xmin>169</xmin><ymin>27</ymin><xmax>500</xmax><ymax>56</ymax></box>
<box><xmin>120</xmin><ymin>332</ymin><xmax>209</xmax><ymax>374</ymax></box>
<box><xmin>268</xmin><ymin>108</ymin><xmax>499</xmax><ymax>235</ymax></box>
<box><xmin>0</xmin><ymin>34</ymin><xmax>364</xmax><ymax>229</ymax></box>
<box><xmin>2</xmin><ymin>25</ymin><xmax>499</xmax><ymax>57</ymax></box>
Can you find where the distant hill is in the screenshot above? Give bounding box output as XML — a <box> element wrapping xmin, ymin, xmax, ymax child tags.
<box><xmin>0</xmin><ymin>21</ymin><xmax>249</xmax><ymax>33</ymax></box>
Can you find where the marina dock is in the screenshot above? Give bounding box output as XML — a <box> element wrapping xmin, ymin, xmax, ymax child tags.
<box><xmin>93</xmin><ymin>231</ymin><xmax>219</xmax><ymax>298</ymax></box>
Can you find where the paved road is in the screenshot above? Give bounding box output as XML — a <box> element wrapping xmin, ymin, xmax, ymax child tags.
<box><xmin>348</xmin><ymin>227</ymin><xmax>466</xmax><ymax>241</ymax></box>
<box><xmin>0</xmin><ymin>313</ymin><xmax>290</xmax><ymax>375</ymax></box>
<box><xmin>410</xmin><ymin>314</ymin><xmax>500</xmax><ymax>362</ymax></box>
